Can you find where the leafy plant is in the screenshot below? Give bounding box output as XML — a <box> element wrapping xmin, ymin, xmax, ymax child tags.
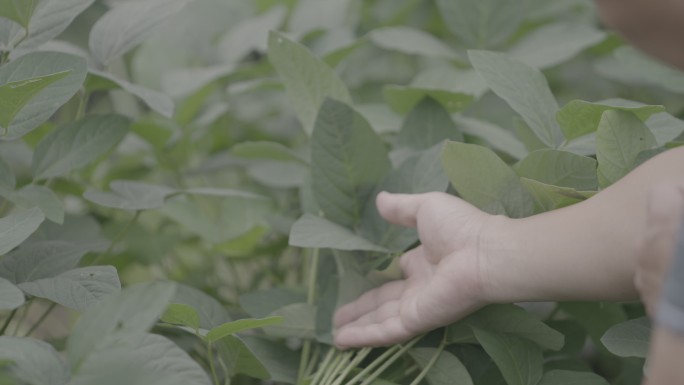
<box><xmin>0</xmin><ymin>0</ymin><xmax>681</xmax><ymax>384</ymax></box>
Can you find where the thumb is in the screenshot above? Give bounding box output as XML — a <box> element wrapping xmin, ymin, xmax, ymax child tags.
<box><xmin>376</xmin><ymin>191</ymin><xmax>438</xmax><ymax>228</ymax></box>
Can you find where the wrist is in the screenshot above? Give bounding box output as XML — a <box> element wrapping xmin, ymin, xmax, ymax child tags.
<box><xmin>477</xmin><ymin>214</ymin><xmax>523</xmax><ymax>304</ymax></box>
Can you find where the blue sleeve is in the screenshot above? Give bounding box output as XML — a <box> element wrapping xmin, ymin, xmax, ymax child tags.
<box><xmin>656</xmin><ymin>218</ymin><xmax>684</xmax><ymax>335</ymax></box>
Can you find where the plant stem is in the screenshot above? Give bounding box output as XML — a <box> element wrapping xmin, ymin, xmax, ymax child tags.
<box><xmin>330</xmin><ymin>347</ymin><xmax>372</xmax><ymax>385</ymax></box>
<box><xmin>0</xmin><ymin>309</ymin><xmax>17</xmax><ymax>335</ymax></box>
<box><xmin>305</xmin><ymin>343</ymin><xmax>321</xmax><ymax>379</ymax></box>
<box><xmin>91</xmin><ymin>210</ymin><xmax>141</xmax><ymax>265</ymax></box>
<box><xmin>318</xmin><ymin>352</ymin><xmax>345</xmax><ymax>385</ymax></box>
<box><xmin>25</xmin><ymin>303</ymin><xmax>56</xmax><ymax>337</ymax></box>
<box><xmin>298</xmin><ymin>248</ymin><xmax>321</xmax><ymax>384</ymax></box>
<box><xmin>75</xmin><ymin>90</ymin><xmax>90</xmax><ymax>120</ymax></box>
<box><xmin>11</xmin><ymin>299</ymin><xmax>33</xmax><ymax>336</ymax></box>
<box><xmin>310</xmin><ymin>348</ymin><xmax>335</xmax><ymax>385</ymax></box>
<box><xmin>408</xmin><ymin>334</ymin><xmax>447</xmax><ymax>385</ymax></box>
<box><xmin>345</xmin><ymin>345</ymin><xmax>400</xmax><ymax>385</ymax></box>
<box><xmin>322</xmin><ymin>351</ymin><xmax>352</xmax><ymax>385</ymax></box>
<box><xmin>355</xmin><ymin>336</ymin><xmax>422</xmax><ymax>385</ymax></box>
<box><xmin>208</xmin><ymin>342</ymin><xmax>220</xmax><ymax>385</ymax></box>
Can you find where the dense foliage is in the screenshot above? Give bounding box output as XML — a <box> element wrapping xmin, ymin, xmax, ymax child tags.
<box><xmin>0</xmin><ymin>0</ymin><xmax>682</xmax><ymax>384</ymax></box>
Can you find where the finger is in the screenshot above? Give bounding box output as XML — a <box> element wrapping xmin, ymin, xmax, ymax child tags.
<box><xmin>334</xmin><ymin>312</ymin><xmax>414</xmax><ymax>348</ymax></box>
<box><xmin>333</xmin><ymin>280</ymin><xmax>405</xmax><ymax>329</ymax></box>
<box><xmin>400</xmin><ymin>246</ymin><xmax>437</xmax><ymax>276</ymax></box>
<box><xmin>376</xmin><ymin>192</ymin><xmax>436</xmax><ymax>228</ymax></box>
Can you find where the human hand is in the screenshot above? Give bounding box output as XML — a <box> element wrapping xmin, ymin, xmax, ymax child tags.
<box><xmin>635</xmin><ymin>182</ymin><xmax>684</xmax><ymax>317</ymax></box>
<box><xmin>333</xmin><ymin>191</ymin><xmax>501</xmax><ymax>348</ymax></box>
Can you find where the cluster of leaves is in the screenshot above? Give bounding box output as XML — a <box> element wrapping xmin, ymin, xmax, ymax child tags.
<box><xmin>0</xmin><ymin>0</ymin><xmax>682</xmax><ymax>384</ymax></box>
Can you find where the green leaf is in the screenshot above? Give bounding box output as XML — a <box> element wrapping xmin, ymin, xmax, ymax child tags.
<box><xmin>0</xmin><ymin>157</ymin><xmax>14</xmax><ymax>192</ymax></box>
<box><xmin>447</xmin><ymin>304</ymin><xmax>565</xmax><ymax>351</ymax></box>
<box><xmin>268</xmin><ymin>31</ymin><xmax>352</xmax><ymax>135</ymax></box>
<box><xmin>647</xmin><ymin>112</ymin><xmax>684</xmax><ymax>147</ymax></box>
<box><xmin>8</xmin><ymin>0</ymin><xmax>95</xmax><ymax>50</ymax></box>
<box><xmin>410</xmin><ymin>348</ymin><xmax>474</xmax><ymax>385</ymax></box>
<box><xmin>0</xmin><ymin>52</ymin><xmax>87</xmax><ymax>139</ymax></box>
<box><xmin>88</xmin><ymin>70</ymin><xmax>174</xmax><ymax>118</ymax></box>
<box><xmin>161</xmin><ymin>303</ymin><xmax>200</xmax><ymax>332</ymax></box>
<box><xmin>290</xmin><ymin>214</ymin><xmax>390</xmax><ymax>252</ymax></box>
<box><xmin>173</xmin><ymin>284</ymin><xmax>231</xmax><ymax>329</ymax></box>
<box><xmin>0</xmin><ymin>70</ymin><xmax>70</xmax><ymax>129</ymax></box>
<box><xmin>234</xmin><ymin>335</ymin><xmax>299</xmax><ymax>384</ymax></box>
<box><xmin>472</xmin><ymin>328</ymin><xmax>543</xmax><ymax>385</ymax></box>
<box><xmin>32</xmin><ymin>114</ymin><xmax>131</xmax><ymax>180</ymax></box>
<box><xmin>0</xmin><ymin>277</ymin><xmax>23</xmax><ymax>310</ymax></box>
<box><xmin>520</xmin><ymin>178</ymin><xmax>594</xmax><ymax>212</ymax></box>
<box><xmin>468</xmin><ymin>50</ymin><xmax>562</xmax><ymax>148</ymax></box>
<box><xmin>369</xmin><ymin>27</ymin><xmax>459</xmax><ymax>59</ymax></box>
<box><xmin>600</xmin><ymin>317</ymin><xmax>651</xmax><ymax>358</ymax></box>
<box><xmin>216</xmin><ymin>335</ymin><xmax>270</xmax><ymax>380</ymax></box>
<box><xmin>74</xmin><ymin>332</ymin><xmax>211</xmax><ymax>385</ymax></box>
<box><xmin>84</xmin><ymin>180</ymin><xmax>176</xmax><ymax>211</ymax></box>
<box><xmin>397</xmin><ymin>97</ymin><xmax>463</xmax><ymax>150</ymax></box>
<box><xmin>0</xmin><ymin>240</ymin><xmax>102</xmax><ymax>284</ymax></box>
<box><xmin>510</xmin><ymin>23</ymin><xmax>605</xmax><ymax>69</ymax></box>
<box><xmin>205</xmin><ymin>316</ymin><xmax>283</xmax><ymax>343</ymax></box>
<box><xmin>232</xmin><ymin>141</ymin><xmax>307</xmax><ymax>164</ymax></box>
<box><xmin>67</xmin><ymin>281</ymin><xmax>177</xmax><ymax>369</ymax></box>
<box><xmin>596</xmin><ymin>110</ymin><xmax>657</xmax><ymax>188</ymax></box>
<box><xmin>311</xmin><ymin>98</ymin><xmax>391</xmax><ymax>228</ymax></box>
<box><xmin>514</xmin><ymin>149</ymin><xmax>597</xmax><ymax>190</ymax></box>
<box><xmin>559</xmin><ymin>302</ymin><xmax>627</xmax><ymax>343</ymax></box>
<box><xmin>436</xmin><ymin>0</ymin><xmax>524</xmax><ymax>48</ymax></box>
<box><xmin>161</xmin><ymin>64</ymin><xmax>235</xmax><ymax>99</ymax></box>
<box><xmin>4</xmin><ymin>184</ymin><xmax>64</xmax><ymax>224</ymax></box>
<box><xmin>0</xmin><ymin>0</ymin><xmax>37</xmax><ymax>29</ymax></box>
<box><xmin>614</xmin><ymin>46</ymin><xmax>684</xmax><ymax>94</ymax></box>
<box><xmin>0</xmin><ymin>337</ymin><xmax>70</xmax><ymax>385</ymax></box>
<box><xmin>89</xmin><ymin>0</ymin><xmax>193</xmax><ymax>66</ymax></box>
<box><xmin>239</xmin><ymin>287</ymin><xmax>306</xmax><ymax>319</ymax></box>
<box><xmin>557</xmin><ymin>99</ymin><xmax>665</xmax><ymax>141</ymax></box>
<box><xmin>0</xmin><ymin>208</ymin><xmax>44</xmax><ymax>256</ymax></box>
<box><xmin>262</xmin><ymin>302</ymin><xmax>316</xmax><ymax>339</ymax></box>
<box><xmin>538</xmin><ymin>370</ymin><xmax>608</xmax><ymax>385</ymax></box>
<box><xmin>441</xmin><ymin>141</ymin><xmax>534</xmax><ymax>217</ymax></box>
<box><xmin>218</xmin><ymin>5</ymin><xmax>286</xmax><ymax>64</ymax></box>
<box><xmin>18</xmin><ymin>266</ymin><xmax>121</xmax><ymax>311</ymax></box>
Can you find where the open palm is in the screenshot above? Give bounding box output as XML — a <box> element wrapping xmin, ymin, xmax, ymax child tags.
<box><xmin>333</xmin><ymin>191</ymin><xmax>495</xmax><ymax>348</ymax></box>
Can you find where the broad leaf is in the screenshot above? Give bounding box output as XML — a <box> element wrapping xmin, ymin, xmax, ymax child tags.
<box><xmin>173</xmin><ymin>284</ymin><xmax>231</xmax><ymax>329</ymax></box>
<box><xmin>514</xmin><ymin>149</ymin><xmax>597</xmax><ymax>190</ymax></box>
<box><xmin>647</xmin><ymin>112</ymin><xmax>684</xmax><ymax>146</ymax></box>
<box><xmin>88</xmin><ymin>70</ymin><xmax>174</xmax><ymax>118</ymax></box>
<box><xmin>0</xmin><ymin>71</ymin><xmax>70</xmax><ymax>129</ymax></box>
<box><xmin>397</xmin><ymin>97</ymin><xmax>463</xmax><ymax>150</ymax></box>
<box><xmin>436</xmin><ymin>0</ymin><xmax>525</xmax><ymax>48</ymax></box>
<box><xmin>311</xmin><ymin>98</ymin><xmax>391</xmax><ymax>228</ymax></box>
<box><xmin>369</xmin><ymin>27</ymin><xmax>459</xmax><ymax>59</ymax></box>
<box><xmin>67</xmin><ymin>281</ymin><xmax>177</xmax><ymax>369</ymax></box>
<box><xmin>441</xmin><ymin>141</ymin><xmax>534</xmax><ymax>217</ymax></box>
<box><xmin>410</xmin><ymin>348</ymin><xmax>473</xmax><ymax>385</ymax></box>
<box><xmin>0</xmin><ymin>240</ymin><xmax>98</xmax><ymax>284</ymax></box>
<box><xmin>557</xmin><ymin>99</ymin><xmax>664</xmax><ymax>141</ymax></box>
<box><xmin>235</xmin><ymin>335</ymin><xmax>299</xmax><ymax>384</ymax></box>
<box><xmin>205</xmin><ymin>316</ymin><xmax>283</xmax><ymax>343</ymax></box>
<box><xmin>559</xmin><ymin>302</ymin><xmax>627</xmax><ymax>342</ymax></box>
<box><xmin>268</xmin><ymin>31</ymin><xmax>352</xmax><ymax>135</ymax></box>
<box><xmin>0</xmin><ymin>208</ymin><xmax>44</xmax><ymax>256</ymax></box>
<box><xmin>84</xmin><ymin>180</ymin><xmax>175</xmax><ymax>211</ymax></box>
<box><xmin>33</xmin><ymin>114</ymin><xmax>131</xmax><ymax>180</ymax></box>
<box><xmin>239</xmin><ymin>287</ymin><xmax>306</xmax><ymax>319</ymax></box>
<box><xmin>455</xmin><ymin>116</ymin><xmax>528</xmax><ymax>160</ymax></box>
<box><xmin>614</xmin><ymin>46</ymin><xmax>684</xmax><ymax>94</ymax></box>
<box><xmin>596</xmin><ymin>110</ymin><xmax>656</xmax><ymax>188</ymax></box>
<box><xmin>161</xmin><ymin>303</ymin><xmax>200</xmax><ymax>332</ymax></box>
<box><xmin>0</xmin><ymin>277</ymin><xmax>23</xmax><ymax>310</ymax></box>
<box><xmin>75</xmin><ymin>332</ymin><xmax>211</xmax><ymax>385</ymax></box>
<box><xmin>9</xmin><ymin>0</ymin><xmax>95</xmax><ymax>50</ymax></box>
<box><xmin>218</xmin><ymin>5</ymin><xmax>286</xmax><ymax>64</ymax></box>
<box><xmin>473</xmin><ymin>328</ymin><xmax>543</xmax><ymax>385</ymax></box>
<box><xmin>0</xmin><ymin>156</ymin><xmax>14</xmax><ymax>191</ymax></box>
<box><xmin>161</xmin><ymin>64</ymin><xmax>235</xmax><ymax>99</ymax></box>
<box><xmin>469</xmin><ymin>50</ymin><xmax>562</xmax><ymax>148</ymax></box>
<box><xmin>89</xmin><ymin>0</ymin><xmax>193</xmax><ymax>66</ymax></box>
<box><xmin>290</xmin><ymin>214</ymin><xmax>389</xmax><ymax>252</ymax></box>
<box><xmin>0</xmin><ymin>52</ymin><xmax>87</xmax><ymax>139</ymax></box>
<box><xmin>0</xmin><ymin>337</ymin><xmax>69</xmax><ymax>385</ymax></box>
<box><xmin>520</xmin><ymin>178</ymin><xmax>594</xmax><ymax>212</ymax></box>
<box><xmin>18</xmin><ymin>266</ymin><xmax>121</xmax><ymax>311</ymax></box>
<box><xmin>0</xmin><ymin>0</ymin><xmax>37</xmax><ymax>29</ymax></box>
<box><xmin>510</xmin><ymin>23</ymin><xmax>605</xmax><ymax>69</ymax></box>
<box><xmin>263</xmin><ymin>302</ymin><xmax>316</xmax><ymax>339</ymax></box>
<box><xmin>538</xmin><ymin>370</ymin><xmax>608</xmax><ymax>385</ymax></box>
<box><xmin>232</xmin><ymin>141</ymin><xmax>307</xmax><ymax>164</ymax></box>
<box><xmin>600</xmin><ymin>317</ymin><xmax>651</xmax><ymax>358</ymax></box>
<box><xmin>216</xmin><ymin>335</ymin><xmax>270</xmax><ymax>380</ymax></box>
<box><xmin>447</xmin><ymin>304</ymin><xmax>565</xmax><ymax>351</ymax></box>
<box><xmin>4</xmin><ymin>184</ymin><xmax>64</xmax><ymax>224</ymax></box>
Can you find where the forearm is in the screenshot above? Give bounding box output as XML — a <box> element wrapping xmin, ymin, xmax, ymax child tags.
<box><xmin>483</xmin><ymin>146</ymin><xmax>684</xmax><ymax>303</ymax></box>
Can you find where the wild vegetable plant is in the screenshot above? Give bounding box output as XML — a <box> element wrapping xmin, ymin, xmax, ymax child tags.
<box><xmin>0</xmin><ymin>0</ymin><xmax>681</xmax><ymax>385</ymax></box>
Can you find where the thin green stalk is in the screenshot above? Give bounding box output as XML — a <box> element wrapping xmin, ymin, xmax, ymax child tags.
<box><xmin>408</xmin><ymin>335</ymin><xmax>447</xmax><ymax>385</ymax></box>
<box><xmin>11</xmin><ymin>299</ymin><xmax>33</xmax><ymax>336</ymax></box>
<box><xmin>330</xmin><ymin>348</ymin><xmax>372</xmax><ymax>385</ymax></box>
<box><xmin>298</xmin><ymin>248</ymin><xmax>321</xmax><ymax>384</ymax></box>
<box><xmin>25</xmin><ymin>303</ymin><xmax>56</xmax><ymax>337</ymax></box>
<box><xmin>310</xmin><ymin>348</ymin><xmax>335</xmax><ymax>385</ymax></box>
<box><xmin>75</xmin><ymin>90</ymin><xmax>90</xmax><ymax>120</ymax></box>
<box><xmin>318</xmin><ymin>352</ymin><xmax>345</xmax><ymax>385</ymax></box>
<box><xmin>91</xmin><ymin>210</ymin><xmax>141</xmax><ymax>265</ymax></box>
<box><xmin>207</xmin><ymin>342</ymin><xmax>220</xmax><ymax>385</ymax></box>
<box><xmin>345</xmin><ymin>345</ymin><xmax>401</xmax><ymax>385</ymax></box>
<box><xmin>546</xmin><ymin>304</ymin><xmax>561</xmax><ymax>321</ymax></box>
<box><xmin>304</xmin><ymin>343</ymin><xmax>321</xmax><ymax>379</ymax></box>
<box><xmin>356</xmin><ymin>336</ymin><xmax>422</xmax><ymax>385</ymax></box>
<box><xmin>0</xmin><ymin>309</ymin><xmax>17</xmax><ymax>335</ymax></box>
